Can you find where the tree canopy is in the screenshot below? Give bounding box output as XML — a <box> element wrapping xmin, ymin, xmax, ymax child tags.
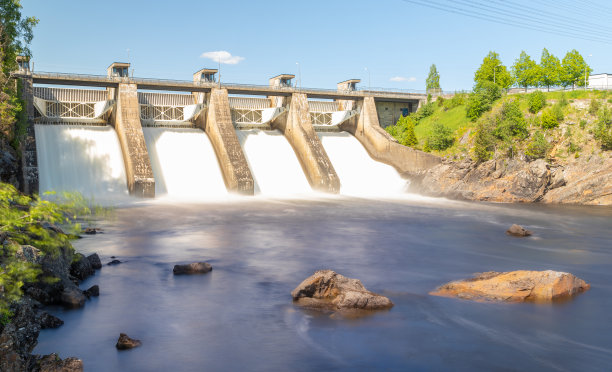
<box><xmin>512</xmin><ymin>51</ymin><xmax>540</xmax><ymax>91</ymax></box>
<box><xmin>474</xmin><ymin>51</ymin><xmax>513</xmax><ymax>89</ymax></box>
<box><xmin>539</xmin><ymin>48</ymin><xmax>562</xmax><ymax>91</ymax></box>
<box><xmin>426</xmin><ymin>64</ymin><xmax>441</xmax><ymax>92</ymax></box>
<box><xmin>562</xmin><ymin>49</ymin><xmax>592</xmax><ymax>89</ymax></box>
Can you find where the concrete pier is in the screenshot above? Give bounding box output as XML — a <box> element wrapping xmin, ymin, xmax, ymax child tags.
<box><xmin>340</xmin><ymin>97</ymin><xmax>441</xmax><ymax>175</ymax></box>
<box><xmin>200</xmin><ymin>88</ymin><xmax>254</xmax><ymax>195</ymax></box>
<box><xmin>272</xmin><ymin>93</ymin><xmax>340</xmax><ymax>193</ymax></box>
<box><xmin>109</xmin><ymin>83</ymin><xmax>155</xmax><ymax>197</ymax></box>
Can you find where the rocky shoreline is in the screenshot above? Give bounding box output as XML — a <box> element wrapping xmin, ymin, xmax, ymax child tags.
<box><xmin>0</xmin><ymin>230</ymin><xmax>101</xmax><ymax>372</ymax></box>
<box><xmin>409</xmin><ymin>154</ymin><xmax>612</xmax><ymax>205</ymax></box>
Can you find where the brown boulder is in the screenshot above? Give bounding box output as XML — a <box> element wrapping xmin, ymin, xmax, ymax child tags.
<box><xmin>60</xmin><ymin>287</ymin><xmax>86</xmax><ymax>308</ymax></box>
<box><xmin>173</xmin><ymin>262</ymin><xmax>212</xmax><ymax>275</ymax></box>
<box><xmin>430</xmin><ymin>270</ymin><xmax>590</xmax><ymax>302</ymax></box>
<box><xmin>116</xmin><ymin>333</ymin><xmax>141</xmax><ymax>350</ymax></box>
<box><xmin>37</xmin><ymin>353</ymin><xmax>83</xmax><ymax>372</ymax></box>
<box><xmin>291</xmin><ymin>270</ymin><xmax>393</xmax><ymax>311</ymax></box>
<box><xmin>506</xmin><ymin>224</ymin><xmax>532</xmax><ymax>237</ymax></box>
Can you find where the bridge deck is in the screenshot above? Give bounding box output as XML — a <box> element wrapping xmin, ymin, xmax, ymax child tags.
<box><xmin>19</xmin><ymin>72</ymin><xmax>426</xmax><ymax>102</ymax></box>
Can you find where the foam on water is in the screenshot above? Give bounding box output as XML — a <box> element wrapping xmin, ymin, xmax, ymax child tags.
<box><xmin>236</xmin><ymin>129</ymin><xmax>312</xmax><ymax>195</ymax></box>
<box><xmin>143</xmin><ymin>127</ymin><xmax>228</xmax><ymax>199</ymax></box>
<box><xmin>317</xmin><ymin>131</ymin><xmax>408</xmax><ymax>196</ymax></box>
<box><xmin>35</xmin><ymin>124</ymin><xmax>128</xmax><ymax>200</ymax></box>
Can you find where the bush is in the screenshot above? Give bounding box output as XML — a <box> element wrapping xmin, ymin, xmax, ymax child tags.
<box><xmin>443</xmin><ymin>93</ymin><xmax>467</xmax><ymax>110</ymax></box>
<box><xmin>608</xmin><ymin>99</ymin><xmax>612</xmax><ymax>104</ymax></box>
<box><xmin>541</xmin><ymin>109</ymin><xmax>559</xmax><ymax>129</ymax></box>
<box><xmin>525</xmin><ymin>132</ymin><xmax>549</xmax><ymax>159</ymax></box>
<box><xmin>551</xmin><ymin>102</ymin><xmax>564</xmax><ymax>122</ymax></box>
<box><xmin>528</xmin><ymin>91</ymin><xmax>546</xmax><ymax>113</ymax></box>
<box><xmin>426</xmin><ymin>122</ymin><xmax>454</xmax><ymax>151</ymax></box>
<box><xmin>436</xmin><ymin>96</ymin><xmax>445</xmax><ymax>107</ymax></box>
<box><xmin>558</xmin><ymin>93</ymin><xmax>568</xmax><ymax>107</ymax></box>
<box><xmin>472</xmin><ymin>118</ymin><xmax>495</xmax><ymax>162</ymax></box>
<box><xmin>579</xmin><ymin>119</ymin><xmax>587</xmax><ymax>129</ymax></box>
<box><xmin>589</xmin><ymin>99</ymin><xmax>601</xmax><ymax>116</ymax></box>
<box><xmin>476</xmin><ymin>81</ymin><xmax>502</xmax><ymax>103</ymax></box>
<box><xmin>466</xmin><ymin>92</ymin><xmax>492</xmax><ymax>121</ymax></box>
<box><xmin>594</xmin><ymin>106</ymin><xmax>612</xmax><ymax>150</ymax></box>
<box><xmin>498</xmin><ymin>99</ymin><xmax>528</xmax><ymax>139</ymax></box>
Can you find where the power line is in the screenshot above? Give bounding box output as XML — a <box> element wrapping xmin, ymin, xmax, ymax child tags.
<box><xmin>402</xmin><ymin>0</ymin><xmax>612</xmax><ymax>45</ymax></box>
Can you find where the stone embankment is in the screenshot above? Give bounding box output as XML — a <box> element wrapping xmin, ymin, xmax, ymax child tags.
<box><xmin>0</xmin><ymin>228</ymin><xmax>102</xmax><ymax>371</ymax></box>
<box><xmin>430</xmin><ymin>270</ymin><xmax>590</xmax><ymax>302</ymax></box>
<box><xmin>410</xmin><ymin>155</ymin><xmax>612</xmax><ymax>205</ymax></box>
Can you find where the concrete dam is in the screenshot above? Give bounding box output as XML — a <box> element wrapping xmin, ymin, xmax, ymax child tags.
<box><xmin>14</xmin><ymin>61</ymin><xmax>441</xmax><ymax>199</ymax></box>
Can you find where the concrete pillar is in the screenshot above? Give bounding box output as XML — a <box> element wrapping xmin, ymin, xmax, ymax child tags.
<box><xmin>19</xmin><ymin>76</ymin><xmax>39</xmax><ymax>194</ymax></box>
<box><xmin>271</xmin><ymin>93</ymin><xmax>340</xmax><ymax>193</ymax></box>
<box><xmin>340</xmin><ymin>96</ymin><xmax>441</xmax><ymax>175</ymax></box>
<box><xmin>109</xmin><ymin>83</ymin><xmax>155</xmax><ymax>197</ymax></box>
<box><xmin>201</xmin><ymin>88</ymin><xmax>254</xmax><ymax>195</ymax></box>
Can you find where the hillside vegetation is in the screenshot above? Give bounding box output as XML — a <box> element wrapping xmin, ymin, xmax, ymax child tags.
<box><xmin>386</xmin><ymin>89</ymin><xmax>612</xmax><ymax>164</ymax></box>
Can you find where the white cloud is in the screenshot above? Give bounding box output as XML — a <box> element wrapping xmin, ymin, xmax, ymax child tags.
<box><xmin>200</xmin><ymin>50</ymin><xmax>244</xmax><ymax>65</ymax></box>
<box><xmin>390</xmin><ymin>76</ymin><xmax>417</xmax><ymax>82</ymax></box>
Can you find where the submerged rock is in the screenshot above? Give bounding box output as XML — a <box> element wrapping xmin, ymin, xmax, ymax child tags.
<box><xmin>430</xmin><ymin>270</ymin><xmax>590</xmax><ymax>302</ymax></box>
<box><xmin>38</xmin><ymin>312</ymin><xmax>64</xmax><ymax>329</ymax></box>
<box><xmin>116</xmin><ymin>333</ymin><xmax>141</xmax><ymax>350</ymax></box>
<box><xmin>107</xmin><ymin>259</ymin><xmax>122</xmax><ymax>266</ymax></box>
<box><xmin>37</xmin><ymin>353</ymin><xmax>83</xmax><ymax>372</ymax></box>
<box><xmin>70</xmin><ymin>253</ymin><xmax>94</xmax><ymax>281</ymax></box>
<box><xmin>60</xmin><ymin>288</ymin><xmax>86</xmax><ymax>308</ymax></box>
<box><xmin>83</xmin><ymin>285</ymin><xmax>99</xmax><ymax>298</ymax></box>
<box><xmin>291</xmin><ymin>270</ymin><xmax>393</xmax><ymax>311</ymax></box>
<box><xmin>173</xmin><ymin>262</ymin><xmax>212</xmax><ymax>275</ymax></box>
<box><xmin>506</xmin><ymin>224</ymin><xmax>533</xmax><ymax>237</ymax></box>
<box><xmin>83</xmin><ymin>227</ymin><xmax>102</xmax><ymax>235</ymax></box>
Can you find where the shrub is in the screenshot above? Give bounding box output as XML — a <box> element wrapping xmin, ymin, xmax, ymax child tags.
<box><xmin>466</xmin><ymin>92</ymin><xmax>491</xmax><ymax>121</ymax></box>
<box><xmin>558</xmin><ymin>93</ymin><xmax>568</xmax><ymax>107</ymax></box>
<box><xmin>528</xmin><ymin>91</ymin><xmax>546</xmax><ymax>113</ymax></box>
<box><xmin>608</xmin><ymin>99</ymin><xmax>612</xmax><ymax>104</ymax></box>
<box><xmin>499</xmin><ymin>99</ymin><xmax>528</xmax><ymax>139</ymax></box>
<box><xmin>541</xmin><ymin>109</ymin><xmax>559</xmax><ymax>129</ymax></box>
<box><xmin>436</xmin><ymin>96</ymin><xmax>445</xmax><ymax>107</ymax></box>
<box><xmin>472</xmin><ymin>118</ymin><xmax>495</xmax><ymax>162</ymax></box>
<box><xmin>443</xmin><ymin>93</ymin><xmax>467</xmax><ymax>110</ymax></box>
<box><xmin>589</xmin><ymin>99</ymin><xmax>601</xmax><ymax>116</ymax></box>
<box><xmin>594</xmin><ymin>106</ymin><xmax>612</xmax><ymax>150</ymax></box>
<box><xmin>551</xmin><ymin>102</ymin><xmax>564</xmax><ymax>122</ymax></box>
<box><xmin>525</xmin><ymin>132</ymin><xmax>549</xmax><ymax>159</ymax></box>
<box><xmin>476</xmin><ymin>81</ymin><xmax>502</xmax><ymax>103</ymax></box>
<box><xmin>426</xmin><ymin>122</ymin><xmax>455</xmax><ymax>151</ymax></box>
<box><xmin>579</xmin><ymin>119</ymin><xmax>587</xmax><ymax>129</ymax></box>
<box><xmin>399</xmin><ymin>116</ymin><xmax>418</xmax><ymax>147</ymax></box>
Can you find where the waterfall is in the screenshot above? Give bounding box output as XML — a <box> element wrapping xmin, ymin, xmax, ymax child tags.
<box><xmin>142</xmin><ymin>127</ymin><xmax>228</xmax><ymax>198</ymax></box>
<box><xmin>317</xmin><ymin>131</ymin><xmax>408</xmax><ymax>196</ymax></box>
<box><xmin>236</xmin><ymin>129</ymin><xmax>312</xmax><ymax>195</ymax></box>
<box><xmin>35</xmin><ymin>124</ymin><xmax>128</xmax><ymax>200</ymax></box>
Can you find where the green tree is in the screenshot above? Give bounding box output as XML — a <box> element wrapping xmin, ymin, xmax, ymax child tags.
<box><xmin>474</xmin><ymin>51</ymin><xmax>513</xmax><ymax>89</ymax></box>
<box><xmin>561</xmin><ymin>49</ymin><xmax>592</xmax><ymax>90</ymax></box>
<box><xmin>426</xmin><ymin>122</ymin><xmax>454</xmax><ymax>150</ymax></box>
<box><xmin>539</xmin><ymin>48</ymin><xmax>562</xmax><ymax>91</ymax></box>
<box><xmin>426</xmin><ymin>64</ymin><xmax>441</xmax><ymax>93</ymax></box>
<box><xmin>512</xmin><ymin>51</ymin><xmax>539</xmax><ymax>91</ymax></box>
<box><xmin>527</xmin><ymin>90</ymin><xmax>546</xmax><ymax>113</ymax></box>
<box><xmin>400</xmin><ymin>116</ymin><xmax>418</xmax><ymax>147</ymax></box>
<box><xmin>472</xmin><ymin>118</ymin><xmax>495</xmax><ymax>162</ymax></box>
<box><xmin>525</xmin><ymin>131</ymin><xmax>549</xmax><ymax>159</ymax></box>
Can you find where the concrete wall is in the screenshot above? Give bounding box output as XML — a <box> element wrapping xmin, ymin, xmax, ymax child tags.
<box><xmin>198</xmin><ymin>88</ymin><xmax>254</xmax><ymax>195</ymax></box>
<box><xmin>375</xmin><ymin>101</ymin><xmax>418</xmax><ymax>128</ymax></box>
<box><xmin>109</xmin><ymin>83</ymin><xmax>155</xmax><ymax>197</ymax></box>
<box><xmin>271</xmin><ymin>93</ymin><xmax>340</xmax><ymax>193</ymax></box>
<box><xmin>19</xmin><ymin>76</ymin><xmax>38</xmax><ymax>194</ymax></box>
<box><xmin>340</xmin><ymin>97</ymin><xmax>441</xmax><ymax>175</ymax></box>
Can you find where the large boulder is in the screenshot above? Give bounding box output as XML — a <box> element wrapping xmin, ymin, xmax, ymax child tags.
<box><xmin>60</xmin><ymin>288</ymin><xmax>86</xmax><ymax>308</ymax></box>
<box><xmin>70</xmin><ymin>253</ymin><xmax>94</xmax><ymax>281</ymax></box>
<box><xmin>291</xmin><ymin>270</ymin><xmax>393</xmax><ymax>311</ymax></box>
<box><xmin>430</xmin><ymin>270</ymin><xmax>590</xmax><ymax>302</ymax></box>
<box><xmin>173</xmin><ymin>262</ymin><xmax>212</xmax><ymax>275</ymax></box>
<box><xmin>116</xmin><ymin>333</ymin><xmax>141</xmax><ymax>350</ymax></box>
<box><xmin>506</xmin><ymin>224</ymin><xmax>532</xmax><ymax>237</ymax></box>
<box><xmin>87</xmin><ymin>253</ymin><xmax>102</xmax><ymax>270</ymax></box>
<box><xmin>36</xmin><ymin>353</ymin><xmax>83</xmax><ymax>372</ymax></box>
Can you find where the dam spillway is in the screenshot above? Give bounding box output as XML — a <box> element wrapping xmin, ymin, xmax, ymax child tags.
<box><xmin>142</xmin><ymin>127</ymin><xmax>228</xmax><ymax>198</ymax></box>
<box><xmin>236</xmin><ymin>129</ymin><xmax>312</xmax><ymax>195</ymax></box>
<box><xmin>317</xmin><ymin>131</ymin><xmax>408</xmax><ymax>196</ymax></box>
<box><xmin>35</xmin><ymin>124</ymin><xmax>129</xmax><ymax>199</ymax></box>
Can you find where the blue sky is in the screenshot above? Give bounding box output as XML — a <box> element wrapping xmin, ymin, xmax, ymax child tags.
<box><xmin>21</xmin><ymin>0</ymin><xmax>612</xmax><ymax>92</ymax></box>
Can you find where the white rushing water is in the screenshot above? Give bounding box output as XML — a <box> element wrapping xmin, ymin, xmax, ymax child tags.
<box><xmin>236</xmin><ymin>129</ymin><xmax>312</xmax><ymax>195</ymax></box>
<box><xmin>143</xmin><ymin>127</ymin><xmax>228</xmax><ymax>199</ymax></box>
<box><xmin>35</xmin><ymin>124</ymin><xmax>128</xmax><ymax>200</ymax></box>
<box><xmin>317</xmin><ymin>131</ymin><xmax>408</xmax><ymax>196</ymax></box>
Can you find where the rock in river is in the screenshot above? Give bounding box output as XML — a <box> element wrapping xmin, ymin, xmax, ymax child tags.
<box><xmin>116</xmin><ymin>333</ymin><xmax>141</xmax><ymax>350</ymax></box>
<box><xmin>430</xmin><ymin>270</ymin><xmax>590</xmax><ymax>302</ymax></box>
<box><xmin>291</xmin><ymin>270</ymin><xmax>393</xmax><ymax>311</ymax></box>
<box><xmin>173</xmin><ymin>262</ymin><xmax>213</xmax><ymax>275</ymax></box>
<box><xmin>60</xmin><ymin>287</ymin><xmax>86</xmax><ymax>308</ymax></box>
<box><xmin>506</xmin><ymin>224</ymin><xmax>533</xmax><ymax>237</ymax></box>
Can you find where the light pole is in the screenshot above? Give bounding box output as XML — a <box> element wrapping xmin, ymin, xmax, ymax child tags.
<box><xmin>364</xmin><ymin>67</ymin><xmax>371</xmax><ymax>92</ymax></box>
<box><xmin>296</xmin><ymin>62</ymin><xmax>301</xmax><ymax>90</ymax></box>
<box><xmin>584</xmin><ymin>54</ymin><xmax>592</xmax><ymax>91</ymax></box>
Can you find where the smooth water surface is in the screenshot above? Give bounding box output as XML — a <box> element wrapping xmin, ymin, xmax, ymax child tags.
<box><xmin>35</xmin><ymin>198</ymin><xmax>612</xmax><ymax>371</ymax></box>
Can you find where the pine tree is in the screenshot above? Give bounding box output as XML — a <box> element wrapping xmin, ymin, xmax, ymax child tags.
<box><xmin>426</xmin><ymin>64</ymin><xmax>441</xmax><ymax>93</ymax></box>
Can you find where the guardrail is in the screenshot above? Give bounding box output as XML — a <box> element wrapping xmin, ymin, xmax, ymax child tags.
<box><xmin>18</xmin><ymin>71</ymin><xmax>433</xmax><ymax>97</ymax></box>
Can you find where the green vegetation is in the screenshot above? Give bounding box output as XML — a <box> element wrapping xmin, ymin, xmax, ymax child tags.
<box><xmin>474</xmin><ymin>51</ymin><xmax>513</xmax><ymax>89</ymax></box>
<box><xmin>426</xmin><ymin>122</ymin><xmax>454</xmax><ymax>151</ymax></box>
<box><xmin>466</xmin><ymin>81</ymin><xmax>501</xmax><ymax>121</ymax></box>
<box><xmin>426</xmin><ymin>64</ymin><xmax>441</xmax><ymax>93</ymax></box>
<box><xmin>595</xmin><ymin>106</ymin><xmax>612</xmax><ymax>150</ymax></box>
<box><xmin>385</xmin><ymin>115</ymin><xmax>417</xmax><ymax>147</ymax></box>
<box><xmin>512</xmin><ymin>51</ymin><xmax>539</xmax><ymax>92</ymax></box>
<box><xmin>528</xmin><ymin>91</ymin><xmax>546</xmax><ymax>113</ymax></box>
<box><xmin>525</xmin><ymin>131</ymin><xmax>550</xmax><ymax>159</ymax></box>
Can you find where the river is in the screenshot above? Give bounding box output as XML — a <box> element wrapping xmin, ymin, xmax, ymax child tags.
<box><xmin>34</xmin><ymin>196</ymin><xmax>612</xmax><ymax>371</ymax></box>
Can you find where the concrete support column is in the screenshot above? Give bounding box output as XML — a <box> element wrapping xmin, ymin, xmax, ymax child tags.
<box><xmin>19</xmin><ymin>76</ymin><xmax>38</xmax><ymax>194</ymax></box>
<box><xmin>340</xmin><ymin>96</ymin><xmax>441</xmax><ymax>175</ymax></box>
<box><xmin>203</xmin><ymin>88</ymin><xmax>254</xmax><ymax>195</ymax></box>
<box><xmin>272</xmin><ymin>93</ymin><xmax>340</xmax><ymax>193</ymax></box>
<box><xmin>110</xmin><ymin>83</ymin><xmax>155</xmax><ymax>197</ymax></box>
